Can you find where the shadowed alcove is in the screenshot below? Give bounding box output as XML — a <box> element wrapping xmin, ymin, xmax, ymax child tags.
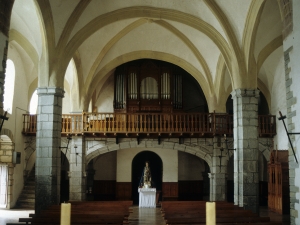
<box><xmin>131</xmin><ymin>151</ymin><xmax>163</xmax><ymax>205</ymax></box>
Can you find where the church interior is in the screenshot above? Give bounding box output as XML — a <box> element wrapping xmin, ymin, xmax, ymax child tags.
<box><xmin>0</xmin><ymin>0</ymin><xmax>299</xmax><ymax>224</ymax></box>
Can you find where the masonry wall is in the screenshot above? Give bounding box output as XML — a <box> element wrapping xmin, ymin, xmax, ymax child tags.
<box><xmin>282</xmin><ymin>1</ymin><xmax>300</xmax><ymax>223</ymax></box>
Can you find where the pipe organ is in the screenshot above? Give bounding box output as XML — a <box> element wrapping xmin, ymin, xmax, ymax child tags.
<box><xmin>114</xmin><ymin>60</ymin><xmax>184</xmax><ymax>113</ymax></box>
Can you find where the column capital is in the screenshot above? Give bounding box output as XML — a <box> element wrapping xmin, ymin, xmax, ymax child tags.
<box><xmin>231</xmin><ymin>88</ymin><xmax>260</xmax><ymax>98</ymax></box>
<box><xmin>208</xmin><ymin>173</ymin><xmax>215</xmax><ymax>179</ymax></box>
<box><xmin>37</xmin><ymin>87</ymin><xmax>65</xmax><ymax>97</ymax></box>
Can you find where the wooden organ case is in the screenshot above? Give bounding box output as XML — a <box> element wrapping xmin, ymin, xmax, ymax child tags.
<box><xmin>114</xmin><ymin>60</ymin><xmax>183</xmax><ymax>113</ymax></box>
<box><xmin>268</xmin><ymin>149</ymin><xmax>290</xmax><ymax>214</ymax></box>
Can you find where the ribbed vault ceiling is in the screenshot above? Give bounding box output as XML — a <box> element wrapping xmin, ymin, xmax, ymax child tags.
<box><xmin>9</xmin><ymin>0</ymin><xmax>283</xmax><ymax>111</ymax></box>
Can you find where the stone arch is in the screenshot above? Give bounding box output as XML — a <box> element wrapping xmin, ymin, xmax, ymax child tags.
<box><xmin>83</xmin><ymin>51</ymin><xmax>213</xmax><ymax>111</ymax></box>
<box><xmin>0</xmin><ymin>128</ymin><xmax>14</xmax><ymax>143</ymax></box>
<box><xmin>86</xmin><ymin>139</ymin><xmax>212</xmax><ymax>170</ymax></box>
<box><xmin>226</xmin><ymin>138</ymin><xmax>271</xmax><ymax>163</ymax></box>
<box><xmin>61</xmin><ymin>6</ymin><xmax>232</xmax><ymax>79</ymax></box>
<box><xmin>0</xmin><ymin>130</ymin><xmax>15</xmax><ymax>209</ymax></box>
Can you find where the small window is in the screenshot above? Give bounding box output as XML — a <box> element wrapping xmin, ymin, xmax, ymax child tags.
<box><xmin>4</xmin><ymin>59</ymin><xmax>15</xmax><ymax>114</ymax></box>
<box><xmin>29</xmin><ymin>90</ymin><xmax>38</xmax><ymax>114</ymax></box>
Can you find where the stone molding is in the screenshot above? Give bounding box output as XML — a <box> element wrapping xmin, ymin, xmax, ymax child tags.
<box><xmin>85</xmin><ymin>138</ymin><xmax>213</xmax><ymax>168</ymax></box>
<box><xmin>37</xmin><ymin>87</ymin><xmax>65</xmax><ymax>97</ymax></box>
<box><xmin>284</xmin><ymin>46</ymin><xmax>299</xmax><ymax>224</ymax></box>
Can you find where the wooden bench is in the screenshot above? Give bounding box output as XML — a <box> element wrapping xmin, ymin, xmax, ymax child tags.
<box><xmin>19</xmin><ymin>201</ymin><xmax>132</xmax><ymax>225</ymax></box>
<box><xmin>161</xmin><ymin>201</ymin><xmax>280</xmax><ymax>225</ymax></box>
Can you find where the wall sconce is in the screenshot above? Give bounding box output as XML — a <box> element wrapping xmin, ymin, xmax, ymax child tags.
<box><xmin>224</xmin><ymin>134</ymin><xmax>236</xmax><ymax>155</ymax></box>
<box><xmin>59</xmin><ymin>135</ymin><xmax>72</xmax><ymax>165</ymax></box>
<box><xmin>74</xmin><ymin>144</ymin><xmax>78</xmax><ymax>166</ymax></box>
<box><xmin>218</xmin><ymin>147</ymin><xmax>225</xmax><ymax>172</ymax></box>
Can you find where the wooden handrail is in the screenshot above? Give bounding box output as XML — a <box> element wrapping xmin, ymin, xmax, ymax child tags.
<box><xmin>22</xmin><ymin>112</ymin><xmax>276</xmax><ymax>137</ymax></box>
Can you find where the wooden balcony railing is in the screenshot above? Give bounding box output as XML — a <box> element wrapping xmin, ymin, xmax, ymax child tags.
<box><xmin>22</xmin><ymin>112</ymin><xmax>276</xmax><ymax>138</ymax></box>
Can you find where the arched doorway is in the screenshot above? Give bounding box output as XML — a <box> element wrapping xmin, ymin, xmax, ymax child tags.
<box><xmin>227</xmin><ymin>152</ymin><xmax>268</xmax><ymax>205</ymax></box>
<box><xmin>132</xmin><ymin>151</ymin><xmax>162</xmax><ymax>204</ymax></box>
<box><xmin>60</xmin><ymin>152</ymin><xmax>69</xmax><ymax>202</ymax></box>
<box><xmin>0</xmin><ymin>133</ymin><xmax>14</xmax><ymax>209</ymax></box>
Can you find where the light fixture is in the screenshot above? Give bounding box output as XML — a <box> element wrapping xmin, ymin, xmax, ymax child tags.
<box><xmin>224</xmin><ymin>134</ymin><xmax>236</xmax><ymax>155</ymax></box>
<box><xmin>74</xmin><ymin>144</ymin><xmax>78</xmax><ymax>166</ymax></box>
<box><xmin>59</xmin><ymin>135</ymin><xmax>72</xmax><ymax>165</ymax></box>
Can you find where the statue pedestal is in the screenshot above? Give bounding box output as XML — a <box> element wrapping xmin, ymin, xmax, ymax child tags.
<box><xmin>138</xmin><ymin>188</ymin><xmax>156</xmax><ymax>208</ymax></box>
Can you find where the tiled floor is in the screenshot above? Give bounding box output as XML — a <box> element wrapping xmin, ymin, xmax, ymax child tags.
<box><xmin>0</xmin><ymin>206</ymin><xmax>290</xmax><ymax>225</ymax></box>
<box><xmin>0</xmin><ymin>209</ymin><xmax>34</xmax><ymax>225</ymax></box>
<box><xmin>128</xmin><ymin>206</ymin><xmax>166</xmax><ymax>224</ymax></box>
<box><xmin>260</xmin><ymin>206</ymin><xmax>290</xmax><ymax>225</ymax></box>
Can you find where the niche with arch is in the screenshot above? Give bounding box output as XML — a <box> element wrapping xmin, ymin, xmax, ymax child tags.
<box><xmin>131</xmin><ymin>151</ymin><xmax>162</xmax><ymax>204</ymax></box>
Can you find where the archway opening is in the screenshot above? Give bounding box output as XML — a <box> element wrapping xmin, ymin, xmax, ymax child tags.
<box><xmin>60</xmin><ymin>152</ymin><xmax>70</xmax><ymax>203</ymax></box>
<box><xmin>227</xmin><ymin>152</ymin><xmax>268</xmax><ymax>205</ymax></box>
<box><xmin>178</xmin><ymin>151</ymin><xmax>208</xmax><ymax>201</ymax></box>
<box><xmin>0</xmin><ymin>134</ymin><xmax>14</xmax><ymax>208</ymax></box>
<box><xmin>132</xmin><ymin>151</ymin><xmax>162</xmax><ymax>205</ymax></box>
<box><xmin>104</xmin><ymin>59</ymin><xmax>208</xmax><ymax>113</ymax></box>
<box><xmin>226</xmin><ymin>90</ymin><xmax>269</xmax><ymax>115</ymax></box>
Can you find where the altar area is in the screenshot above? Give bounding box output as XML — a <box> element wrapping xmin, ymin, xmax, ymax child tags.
<box><xmin>138</xmin><ymin>188</ymin><xmax>156</xmax><ymax>208</ymax></box>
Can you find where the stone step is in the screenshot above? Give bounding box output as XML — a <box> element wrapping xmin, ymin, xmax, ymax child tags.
<box><xmin>25</xmin><ymin>181</ymin><xmax>35</xmax><ymax>186</ymax></box>
<box><xmin>22</xmin><ymin>189</ymin><xmax>35</xmax><ymax>194</ymax></box>
<box><xmin>19</xmin><ymin>194</ymin><xmax>35</xmax><ymax>199</ymax></box>
<box><xmin>17</xmin><ymin>202</ymin><xmax>35</xmax><ymax>209</ymax></box>
<box><xmin>15</xmin><ymin>166</ymin><xmax>36</xmax><ymax>209</ymax></box>
<box><xmin>18</xmin><ymin>198</ymin><xmax>35</xmax><ymax>204</ymax></box>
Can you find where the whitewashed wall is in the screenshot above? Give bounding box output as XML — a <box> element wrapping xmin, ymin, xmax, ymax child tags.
<box><xmin>96</xmin><ymin>75</ymin><xmax>114</xmax><ymax>112</ymax></box>
<box><xmin>4</xmin><ymin>45</ymin><xmax>30</xmax><ymax>207</ymax></box>
<box><xmin>62</xmin><ymin>91</ymin><xmax>71</xmax><ymax>114</ymax></box>
<box><xmin>117</xmin><ymin>148</ymin><xmax>178</xmax><ymax>182</ymax></box>
<box><xmin>269</xmin><ymin>47</ymin><xmax>288</xmax><ymax>150</ymax></box>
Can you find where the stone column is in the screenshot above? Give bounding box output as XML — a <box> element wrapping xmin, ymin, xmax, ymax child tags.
<box><xmin>232</xmin><ymin>89</ymin><xmax>259</xmax><ymax>213</ymax></box>
<box><xmin>202</xmin><ymin>171</ymin><xmax>210</xmax><ymax>201</ymax></box>
<box><xmin>208</xmin><ymin>173</ymin><xmax>214</xmax><ymax>201</ymax></box>
<box><xmin>69</xmin><ymin>136</ymin><xmax>86</xmax><ymax>200</ymax></box>
<box><xmin>210</xmin><ymin>137</ymin><xmax>227</xmax><ymax>201</ymax></box>
<box><xmin>35</xmin><ymin>87</ymin><xmax>64</xmax><ymax>214</ymax></box>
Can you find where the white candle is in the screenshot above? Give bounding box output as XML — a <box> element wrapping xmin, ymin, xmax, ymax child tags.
<box><xmin>206</xmin><ymin>202</ymin><xmax>216</xmax><ymax>225</ymax></box>
<box><xmin>60</xmin><ymin>203</ymin><xmax>71</xmax><ymax>225</ymax></box>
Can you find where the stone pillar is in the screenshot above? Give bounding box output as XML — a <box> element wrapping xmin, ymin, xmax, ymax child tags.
<box><xmin>69</xmin><ymin>136</ymin><xmax>86</xmax><ymax>201</ymax></box>
<box><xmin>210</xmin><ymin>137</ymin><xmax>227</xmax><ymax>201</ymax></box>
<box><xmin>35</xmin><ymin>87</ymin><xmax>64</xmax><ymax>214</ymax></box>
<box><xmin>202</xmin><ymin>171</ymin><xmax>210</xmax><ymax>201</ymax></box>
<box><xmin>208</xmin><ymin>173</ymin><xmax>214</xmax><ymax>201</ymax></box>
<box><xmin>231</xmin><ymin>89</ymin><xmax>259</xmax><ymax>213</ymax></box>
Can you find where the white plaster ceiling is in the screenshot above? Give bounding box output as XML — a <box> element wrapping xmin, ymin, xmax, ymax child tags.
<box><xmin>215</xmin><ymin>0</ymin><xmax>251</xmax><ymax>46</ymax></box>
<box><xmin>9</xmin><ymin>41</ymin><xmax>35</xmax><ymax>86</ymax></box>
<box><xmin>11</xmin><ymin>0</ymin><xmax>42</xmax><ymax>58</ymax></box>
<box><xmin>49</xmin><ymin>0</ymin><xmax>80</xmax><ymax>46</ymax></box>
<box><xmin>69</xmin><ymin>0</ymin><xmax>227</xmax><ymax>43</ymax></box>
<box><xmin>8</xmin><ymin>0</ymin><xmax>284</xmax><ymax>108</ymax></box>
<box><xmin>259</xmin><ymin>47</ymin><xmax>284</xmax><ymax>92</ymax></box>
<box><xmin>254</xmin><ymin>0</ymin><xmax>282</xmax><ymax>60</ymax></box>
